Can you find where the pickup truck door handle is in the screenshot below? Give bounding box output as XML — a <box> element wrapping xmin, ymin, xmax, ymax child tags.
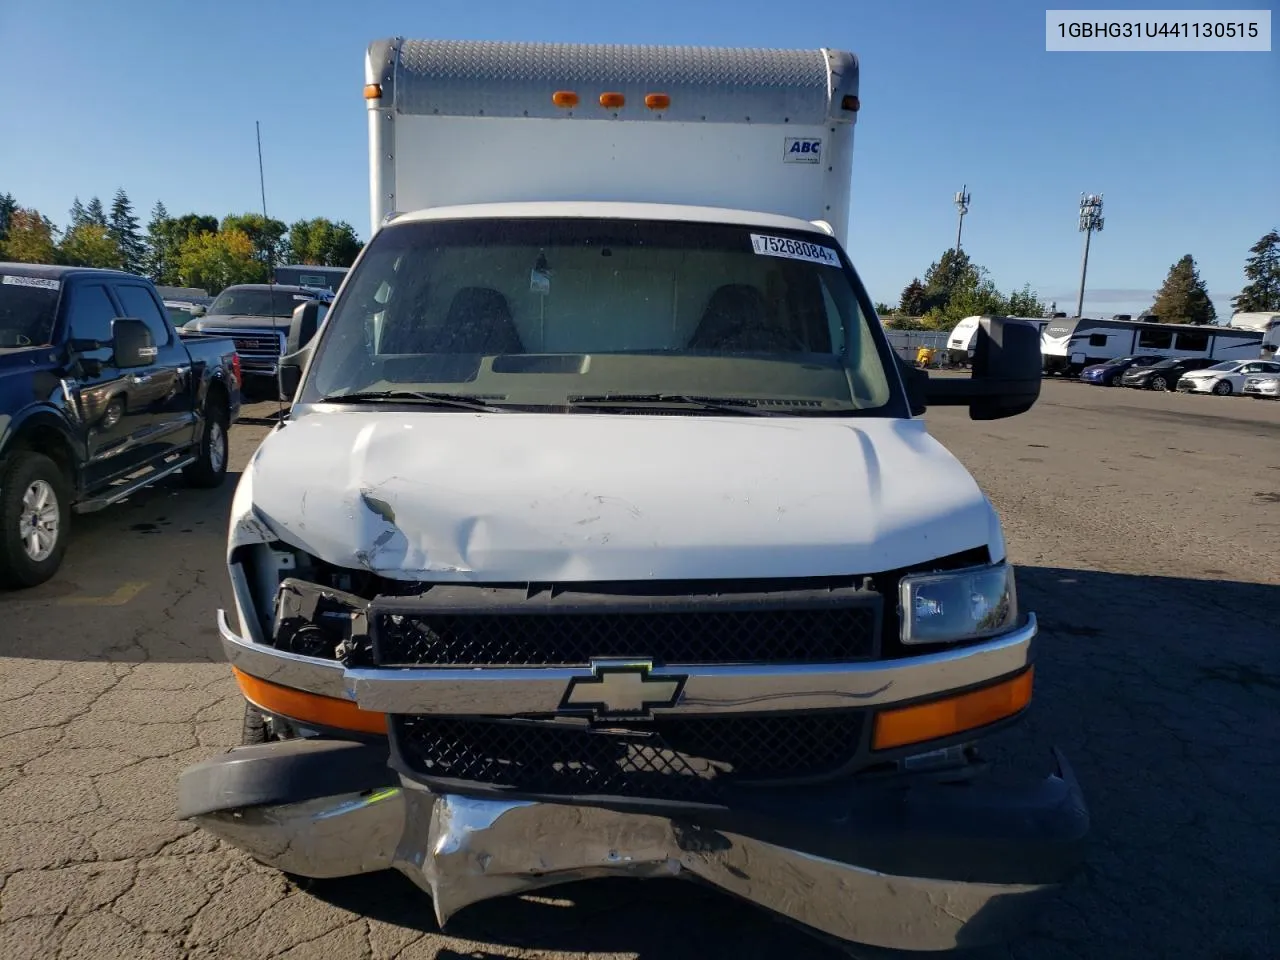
<box><xmin>175</xmin><ymin>365</ymin><xmax>191</xmax><ymax>377</ymax></box>
<box><xmin>128</xmin><ymin>373</ymin><xmax>153</xmax><ymax>385</ymax></box>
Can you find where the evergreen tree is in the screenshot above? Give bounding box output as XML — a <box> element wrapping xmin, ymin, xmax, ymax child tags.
<box><xmin>1150</xmin><ymin>255</ymin><xmax>1216</xmax><ymax>325</ymax></box>
<box><xmin>1231</xmin><ymin>229</ymin><xmax>1280</xmax><ymax>313</ymax></box>
<box><xmin>84</xmin><ymin>196</ymin><xmax>107</xmax><ymax>227</ymax></box>
<box><xmin>0</xmin><ymin>192</ymin><xmax>16</xmax><ymax>243</ymax></box>
<box><xmin>108</xmin><ymin>188</ymin><xmax>145</xmax><ymax>274</ymax></box>
<box><xmin>898</xmin><ymin>278</ymin><xmax>927</xmax><ymax>315</ymax></box>
<box><xmin>921</xmin><ymin>249</ymin><xmax>979</xmax><ymax>313</ymax></box>
<box><xmin>145</xmin><ymin>200</ymin><xmax>172</xmax><ymax>283</ymax></box>
<box><xmin>68</xmin><ymin>196</ymin><xmax>89</xmax><ymax>230</ymax></box>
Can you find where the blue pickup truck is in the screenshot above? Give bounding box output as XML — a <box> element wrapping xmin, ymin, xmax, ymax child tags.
<box><xmin>0</xmin><ymin>263</ymin><xmax>242</xmax><ymax>588</ymax></box>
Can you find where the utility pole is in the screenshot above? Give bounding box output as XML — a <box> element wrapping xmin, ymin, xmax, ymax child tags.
<box><xmin>953</xmin><ymin>185</ymin><xmax>971</xmax><ymax>253</ymax></box>
<box><xmin>1076</xmin><ymin>193</ymin><xmax>1104</xmax><ymax>317</ymax></box>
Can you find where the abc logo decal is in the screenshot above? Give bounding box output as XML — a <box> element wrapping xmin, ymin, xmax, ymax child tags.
<box><xmin>783</xmin><ymin>138</ymin><xmax>822</xmax><ymax>163</ymax></box>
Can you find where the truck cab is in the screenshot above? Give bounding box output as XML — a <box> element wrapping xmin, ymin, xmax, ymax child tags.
<box><xmin>0</xmin><ymin>263</ymin><xmax>241</xmax><ymax>586</ymax></box>
<box><xmin>180</xmin><ymin>37</ymin><xmax>1087</xmax><ymax>955</ymax></box>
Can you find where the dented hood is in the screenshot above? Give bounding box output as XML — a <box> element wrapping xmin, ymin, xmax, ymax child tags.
<box><xmin>242</xmin><ymin>410</ymin><xmax>997</xmax><ymax>581</ymax></box>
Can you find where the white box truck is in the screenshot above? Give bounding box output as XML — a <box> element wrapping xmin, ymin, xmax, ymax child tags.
<box><xmin>180</xmin><ymin>37</ymin><xmax>1087</xmax><ymax>954</ymax></box>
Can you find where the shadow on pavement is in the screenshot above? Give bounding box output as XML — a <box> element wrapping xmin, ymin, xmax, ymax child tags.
<box><xmin>1</xmin><ymin>471</ymin><xmax>243</xmax><ymax>663</ymax></box>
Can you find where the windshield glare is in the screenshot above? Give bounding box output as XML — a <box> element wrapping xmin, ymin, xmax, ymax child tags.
<box><xmin>300</xmin><ymin>218</ymin><xmax>898</xmax><ymax>415</ymax></box>
<box><xmin>208</xmin><ymin>288</ymin><xmax>313</xmax><ymax>318</ymax></box>
<box><xmin>1207</xmin><ymin>361</ymin><xmax>1238</xmax><ymax>371</ymax></box>
<box><xmin>0</xmin><ymin>281</ymin><xmax>60</xmax><ymax>347</ymax></box>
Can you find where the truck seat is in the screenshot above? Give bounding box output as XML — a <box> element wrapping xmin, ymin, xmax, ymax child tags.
<box><xmin>687</xmin><ymin>284</ymin><xmax>798</xmax><ymax>353</ymax></box>
<box><xmin>386</xmin><ymin>287</ymin><xmax>523</xmax><ymax>354</ymax></box>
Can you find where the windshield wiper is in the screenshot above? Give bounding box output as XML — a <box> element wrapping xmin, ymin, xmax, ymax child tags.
<box><xmin>317</xmin><ymin>390</ymin><xmax>511</xmax><ymax>412</ymax></box>
<box><xmin>568</xmin><ymin>393</ymin><xmax>791</xmax><ymax>416</ymax></box>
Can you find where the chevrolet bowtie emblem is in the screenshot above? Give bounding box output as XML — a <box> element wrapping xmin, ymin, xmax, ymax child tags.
<box><xmin>560</xmin><ymin>659</ymin><xmax>686</xmax><ymax>721</ymax></box>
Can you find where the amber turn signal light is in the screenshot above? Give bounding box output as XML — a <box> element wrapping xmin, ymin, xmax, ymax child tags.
<box><xmin>644</xmin><ymin>93</ymin><xmax>671</xmax><ymax>110</ymax></box>
<box><xmin>872</xmin><ymin>668</ymin><xmax>1033</xmax><ymax>751</ymax></box>
<box><xmin>552</xmin><ymin>90</ymin><xmax>580</xmax><ymax>108</ymax></box>
<box><xmin>598</xmin><ymin>92</ymin><xmax>626</xmax><ymax>109</ymax></box>
<box><xmin>364</xmin><ymin>83</ymin><xmax>383</xmax><ymax>100</ymax></box>
<box><xmin>232</xmin><ymin>667</ymin><xmax>388</xmax><ymax>736</ymax></box>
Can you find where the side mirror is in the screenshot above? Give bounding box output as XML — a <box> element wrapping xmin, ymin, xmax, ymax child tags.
<box><xmin>895</xmin><ymin>354</ymin><xmax>928</xmax><ymax>417</ymax></box>
<box><xmin>278</xmin><ymin>343</ymin><xmax>313</xmax><ymax>400</ymax></box>
<box><xmin>923</xmin><ymin>317</ymin><xmax>1042</xmax><ymax>420</ymax></box>
<box><xmin>111</xmin><ymin>318</ymin><xmax>157</xmax><ymax>369</ymax></box>
<box><xmin>286</xmin><ymin>301</ymin><xmax>328</xmax><ymax>354</ymax></box>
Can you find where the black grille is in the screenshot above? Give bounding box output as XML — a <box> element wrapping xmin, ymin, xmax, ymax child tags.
<box><xmin>395</xmin><ymin>711</ymin><xmax>864</xmax><ymax>801</ymax></box>
<box><xmin>374</xmin><ymin>605</ymin><xmax>878</xmax><ymax>666</ymax></box>
<box><xmin>230</xmin><ymin>333</ymin><xmax>282</xmax><ymax>355</ymax></box>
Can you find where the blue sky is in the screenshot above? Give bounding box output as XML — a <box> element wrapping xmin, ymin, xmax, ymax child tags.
<box><xmin>1</xmin><ymin>0</ymin><xmax>1276</xmax><ymax>318</ymax></box>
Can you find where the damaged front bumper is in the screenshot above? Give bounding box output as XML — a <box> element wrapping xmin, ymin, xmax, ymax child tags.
<box><xmin>179</xmin><ymin>736</ymin><xmax>1088</xmax><ymax>952</ymax></box>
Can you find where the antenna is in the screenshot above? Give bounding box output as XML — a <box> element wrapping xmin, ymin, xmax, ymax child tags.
<box><xmin>256</xmin><ymin>120</ymin><xmax>285</xmax><ymax>422</ymax></box>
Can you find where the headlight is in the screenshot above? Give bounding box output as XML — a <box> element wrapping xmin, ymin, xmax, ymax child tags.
<box><xmin>899</xmin><ymin>562</ymin><xmax>1018</xmax><ymax>645</ymax></box>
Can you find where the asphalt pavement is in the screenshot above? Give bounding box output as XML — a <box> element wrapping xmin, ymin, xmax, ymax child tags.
<box><xmin>1</xmin><ymin>380</ymin><xmax>1277</xmax><ymax>959</ymax></box>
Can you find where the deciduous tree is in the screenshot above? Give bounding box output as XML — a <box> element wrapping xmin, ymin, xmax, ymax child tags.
<box><xmin>287</xmin><ymin>217</ymin><xmax>362</xmax><ymax>267</ymax></box>
<box><xmin>59</xmin><ymin>223</ymin><xmax>125</xmax><ymax>269</ymax></box>
<box><xmin>221</xmin><ymin>213</ymin><xmax>289</xmax><ymax>269</ymax></box>
<box><xmin>177</xmin><ymin>228</ymin><xmax>266</xmax><ymax>293</ymax></box>
<box><xmin>0</xmin><ymin>208</ymin><xmax>58</xmax><ymax>263</ymax></box>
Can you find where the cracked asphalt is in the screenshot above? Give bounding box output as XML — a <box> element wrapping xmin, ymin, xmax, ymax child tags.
<box><xmin>2</xmin><ymin>381</ymin><xmax>1278</xmax><ymax>959</ymax></box>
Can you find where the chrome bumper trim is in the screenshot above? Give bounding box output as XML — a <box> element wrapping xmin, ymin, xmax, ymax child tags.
<box><xmin>217</xmin><ymin>608</ymin><xmax>1037</xmax><ymax>715</ymax></box>
<box><xmin>189</xmin><ymin>776</ymin><xmax>1060</xmax><ymax>952</ymax></box>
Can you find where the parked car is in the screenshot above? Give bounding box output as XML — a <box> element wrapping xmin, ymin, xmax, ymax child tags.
<box><xmin>0</xmin><ymin>263</ymin><xmax>242</xmax><ymax>587</ymax></box>
<box><xmin>1177</xmin><ymin>359</ymin><xmax>1280</xmax><ymax>396</ymax></box>
<box><xmin>182</xmin><ymin>284</ymin><xmax>333</xmax><ymax>400</ymax></box>
<box><xmin>1242</xmin><ymin>371</ymin><xmax>1280</xmax><ymax>400</ymax></box>
<box><xmin>1119</xmin><ymin>356</ymin><xmax>1217</xmax><ymax>391</ymax></box>
<box><xmin>1079</xmin><ymin>354</ymin><xmax>1165</xmax><ymax>386</ymax></box>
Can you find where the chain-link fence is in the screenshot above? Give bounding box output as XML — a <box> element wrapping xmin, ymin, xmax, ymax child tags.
<box><xmin>882</xmin><ymin>329</ymin><xmax>953</xmax><ymax>368</ymax></box>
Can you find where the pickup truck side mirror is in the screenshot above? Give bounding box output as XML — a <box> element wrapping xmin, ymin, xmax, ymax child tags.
<box><xmin>286</xmin><ymin>301</ymin><xmax>328</xmax><ymax>355</ymax></box>
<box><xmin>922</xmin><ymin>317</ymin><xmax>1042</xmax><ymax>420</ymax></box>
<box><xmin>111</xmin><ymin>318</ymin><xmax>158</xmax><ymax>369</ymax></box>
<box><xmin>278</xmin><ymin>342</ymin><xmax>313</xmax><ymax>400</ymax></box>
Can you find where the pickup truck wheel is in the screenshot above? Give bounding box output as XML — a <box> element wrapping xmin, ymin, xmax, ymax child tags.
<box><xmin>183</xmin><ymin>400</ymin><xmax>229</xmax><ymax>489</ymax></box>
<box><xmin>0</xmin><ymin>452</ymin><xmax>72</xmax><ymax>589</ymax></box>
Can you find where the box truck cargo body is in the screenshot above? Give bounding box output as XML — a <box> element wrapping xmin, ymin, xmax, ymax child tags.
<box><xmin>364</xmin><ymin>39</ymin><xmax>858</xmax><ymax>242</ymax></box>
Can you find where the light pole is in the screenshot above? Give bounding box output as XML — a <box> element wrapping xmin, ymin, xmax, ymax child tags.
<box><xmin>1076</xmin><ymin>193</ymin><xmax>1104</xmax><ymax>317</ymax></box>
<box><xmin>953</xmin><ymin>185</ymin><xmax>971</xmax><ymax>253</ymax></box>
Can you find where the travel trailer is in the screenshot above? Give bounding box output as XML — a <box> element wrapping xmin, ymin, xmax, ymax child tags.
<box><xmin>947</xmin><ymin>314</ymin><xmax>1048</xmax><ymax>365</ymax></box>
<box><xmin>1041</xmin><ymin>316</ymin><xmax>1264</xmax><ymax>375</ymax></box>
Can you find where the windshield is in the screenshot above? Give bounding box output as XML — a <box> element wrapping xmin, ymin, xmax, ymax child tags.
<box><xmin>208</xmin><ymin>287</ymin><xmax>314</xmax><ymax>318</ymax></box>
<box><xmin>1206</xmin><ymin>361</ymin><xmax>1239</xmax><ymax>371</ymax></box>
<box><xmin>0</xmin><ymin>277</ymin><xmax>60</xmax><ymax>347</ymax></box>
<box><xmin>1105</xmin><ymin>356</ymin><xmax>1136</xmax><ymax>365</ymax></box>
<box><xmin>300</xmin><ymin>217</ymin><xmax>900</xmax><ymax>416</ymax></box>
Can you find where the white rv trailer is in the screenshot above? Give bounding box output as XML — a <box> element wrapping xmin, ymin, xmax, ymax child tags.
<box><xmin>1040</xmin><ymin>316</ymin><xmax>1264</xmax><ymax>375</ymax></box>
<box><xmin>947</xmin><ymin>314</ymin><xmax>1048</xmax><ymax>366</ymax></box>
<box><xmin>1229</xmin><ymin>311</ymin><xmax>1280</xmax><ymax>356</ymax></box>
